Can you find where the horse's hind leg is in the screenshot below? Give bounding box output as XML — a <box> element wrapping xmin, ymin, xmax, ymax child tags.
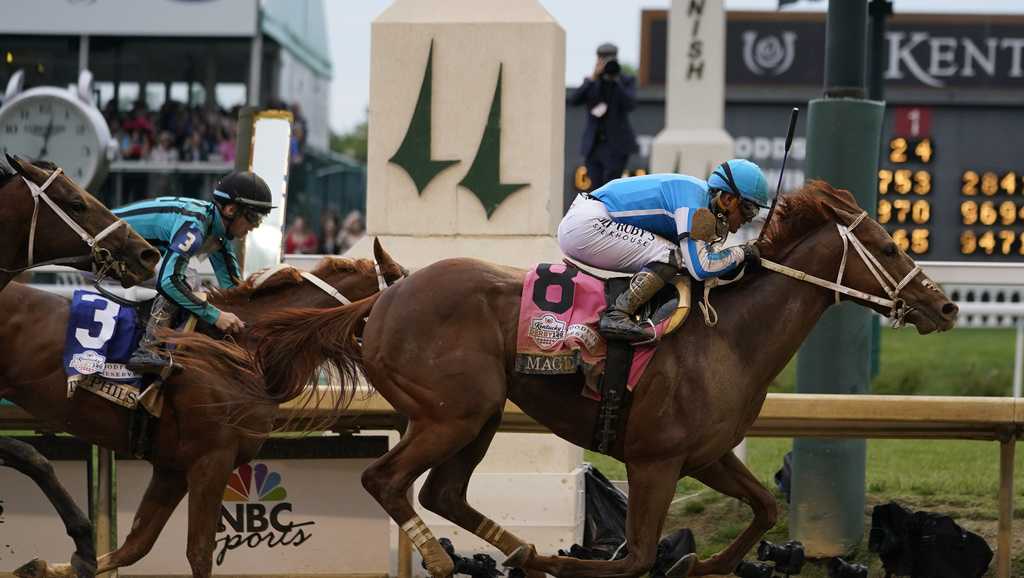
<box><xmin>418</xmin><ymin>411</ymin><xmax>535</xmax><ymax>559</ymax></box>
<box><xmin>0</xmin><ymin>437</ymin><xmax>96</xmax><ymax>578</ymax></box>
<box><xmin>514</xmin><ymin>457</ymin><xmax>685</xmax><ymax>578</ymax></box>
<box><xmin>95</xmin><ymin>467</ymin><xmax>187</xmax><ymax>574</ymax></box>
<box><xmin>362</xmin><ymin>416</ymin><xmax>492</xmax><ymax>578</ymax></box>
<box><xmin>687</xmin><ymin>451</ymin><xmax>778</xmax><ymax>576</ymax></box>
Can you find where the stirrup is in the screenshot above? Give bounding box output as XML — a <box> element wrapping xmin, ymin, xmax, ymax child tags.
<box><xmin>127</xmin><ymin>351</ymin><xmax>171</xmax><ymax>374</ymax></box>
<box><xmin>633</xmin><ymin>319</ymin><xmax>658</xmax><ymax>346</ymax></box>
<box><xmin>599</xmin><ymin>317</ymin><xmax>656</xmax><ymax>343</ymax></box>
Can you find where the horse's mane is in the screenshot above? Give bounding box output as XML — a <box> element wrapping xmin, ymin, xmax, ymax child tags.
<box><xmin>758</xmin><ymin>179</ymin><xmax>861</xmax><ymax>259</ymax></box>
<box><xmin>210</xmin><ymin>256</ymin><xmax>377</xmax><ymax>304</ymax></box>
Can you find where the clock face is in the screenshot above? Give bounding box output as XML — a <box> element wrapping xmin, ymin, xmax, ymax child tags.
<box><xmin>0</xmin><ymin>91</ymin><xmax>109</xmax><ymax>188</ymax></box>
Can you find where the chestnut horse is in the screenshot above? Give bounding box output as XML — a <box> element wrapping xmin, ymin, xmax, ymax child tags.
<box><xmin>173</xmin><ymin>182</ymin><xmax>958</xmax><ymax>578</ymax></box>
<box><xmin>0</xmin><ymin>240</ymin><xmax>405</xmax><ymax>578</ymax></box>
<box><xmin>0</xmin><ymin>155</ymin><xmax>159</xmax><ymax>291</ymax></box>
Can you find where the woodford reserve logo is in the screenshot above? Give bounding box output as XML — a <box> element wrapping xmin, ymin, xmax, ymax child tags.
<box><xmin>215</xmin><ymin>463</ymin><xmax>314</xmax><ymax>565</ymax></box>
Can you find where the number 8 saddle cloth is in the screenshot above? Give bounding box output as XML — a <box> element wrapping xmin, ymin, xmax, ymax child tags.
<box><xmin>514</xmin><ymin>262</ymin><xmax>691</xmax><ymax>398</ymax></box>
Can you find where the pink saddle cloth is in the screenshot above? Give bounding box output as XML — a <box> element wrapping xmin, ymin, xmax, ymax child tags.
<box><xmin>514</xmin><ymin>263</ymin><xmax>658</xmax><ymax>395</ymax></box>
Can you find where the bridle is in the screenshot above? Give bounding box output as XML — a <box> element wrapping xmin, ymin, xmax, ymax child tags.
<box><xmin>252</xmin><ymin>260</ymin><xmax>406</xmax><ymax>305</ymax></box>
<box><xmin>1</xmin><ymin>167</ymin><xmax>130</xmax><ymax>281</ymax></box>
<box><xmin>759</xmin><ymin>211</ymin><xmax>927</xmax><ymax>328</ymax></box>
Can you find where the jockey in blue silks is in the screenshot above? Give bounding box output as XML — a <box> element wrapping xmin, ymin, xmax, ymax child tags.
<box><xmin>557</xmin><ymin>159</ymin><xmax>769</xmax><ymax>342</ymax></box>
<box><xmin>113</xmin><ymin>171</ymin><xmax>274</xmax><ymax>373</ymax></box>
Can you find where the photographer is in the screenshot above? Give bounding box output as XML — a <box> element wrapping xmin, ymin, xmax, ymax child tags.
<box><xmin>568</xmin><ymin>42</ymin><xmax>639</xmax><ymax>193</ymax></box>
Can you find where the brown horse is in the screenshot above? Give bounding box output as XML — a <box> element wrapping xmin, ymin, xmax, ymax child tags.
<box><xmin>0</xmin><ymin>155</ymin><xmax>159</xmax><ymax>291</ymax></box>
<box><xmin>174</xmin><ymin>181</ymin><xmax>958</xmax><ymax>578</ymax></box>
<box><xmin>0</xmin><ymin>240</ymin><xmax>405</xmax><ymax>578</ymax></box>
<box><xmin>0</xmin><ymin>155</ymin><xmax>156</xmax><ymax>578</ymax></box>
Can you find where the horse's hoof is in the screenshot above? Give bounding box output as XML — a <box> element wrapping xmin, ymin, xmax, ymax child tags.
<box><xmin>501</xmin><ymin>544</ymin><xmax>535</xmax><ymax>568</ymax></box>
<box><xmin>71</xmin><ymin>552</ymin><xmax>97</xmax><ymax>578</ymax></box>
<box><xmin>665</xmin><ymin>553</ymin><xmax>698</xmax><ymax>578</ymax></box>
<box><xmin>13</xmin><ymin>559</ymin><xmax>46</xmax><ymax>578</ymax></box>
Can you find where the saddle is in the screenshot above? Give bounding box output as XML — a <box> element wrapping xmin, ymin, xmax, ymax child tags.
<box><xmin>514</xmin><ymin>261</ymin><xmax>694</xmax><ymax>453</ymax></box>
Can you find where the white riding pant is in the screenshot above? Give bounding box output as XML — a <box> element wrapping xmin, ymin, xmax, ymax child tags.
<box><xmin>557</xmin><ymin>195</ymin><xmax>680</xmax><ymax>273</ymax></box>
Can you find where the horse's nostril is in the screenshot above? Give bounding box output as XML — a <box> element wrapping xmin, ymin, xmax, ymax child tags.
<box><xmin>140</xmin><ymin>248</ymin><xmax>160</xmax><ymax>268</ymax></box>
<box><xmin>942</xmin><ymin>302</ymin><xmax>959</xmax><ymax>317</ymax></box>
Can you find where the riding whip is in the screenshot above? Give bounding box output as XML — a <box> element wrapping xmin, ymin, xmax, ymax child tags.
<box><xmin>757</xmin><ymin>107</ymin><xmax>800</xmax><ymax>243</ymax></box>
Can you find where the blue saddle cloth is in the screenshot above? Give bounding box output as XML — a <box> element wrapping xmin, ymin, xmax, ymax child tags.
<box><xmin>63</xmin><ymin>290</ymin><xmax>143</xmax><ymax>388</ymax></box>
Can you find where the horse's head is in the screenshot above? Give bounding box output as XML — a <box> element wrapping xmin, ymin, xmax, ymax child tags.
<box><xmin>5</xmin><ymin>154</ymin><xmax>159</xmax><ymax>286</ymax></box>
<box><xmin>763</xmin><ymin>180</ymin><xmax>957</xmax><ymax>334</ymax></box>
<box><xmin>211</xmin><ymin>237</ymin><xmax>407</xmax><ymax>313</ymax></box>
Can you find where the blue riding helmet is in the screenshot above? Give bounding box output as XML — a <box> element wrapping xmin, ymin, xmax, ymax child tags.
<box><xmin>707</xmin><ymin>159</ymin><xmax>770</xmax><ymax>208</ymax></box>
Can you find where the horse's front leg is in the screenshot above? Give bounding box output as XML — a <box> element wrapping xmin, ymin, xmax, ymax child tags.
<box><xmin>0</xmin><ymin>437</ymin><xmax>95</xmax><ymax>578</ymax></box>
<box><xmin>185</xmin><ymin>449</ymin><xmax>236</xmax><ymax>578</ymax></box>
<box><xmin>515</xmin><ymin>457</ymin><xmax>686</xmax><ymax>578</ymax></box>
<box><xmin>688</xmin><ymin>451</ymin><xmax>779</xmax><ymax>576</ymax></box>
<box><xmin>95</xmin><ymin>466</ymin><xmax>187</xmax><ymax>574</ymax></box>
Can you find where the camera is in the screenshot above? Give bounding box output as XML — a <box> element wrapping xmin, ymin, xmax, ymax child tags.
<box><xmin>756</xmin><ymin>540</ymin><xmax>805</xmax><ymax>575</ymax></box>
<box><xmin>734</xmin><ymin>560</ymin><xmax>775</xmax><ymax>578</ymax></box>
<box><xmin>431</xmin><ymin>537</ymin><xmax>504</xmax><ymax>578</ymax></box>
<box><xmin>828</xmin><ymin>557</ymin><xmax>868</xmax><ymax>578</ymax></box>
<box><xmin>601</xmin><ymin>58</ymin><xmax>621</xmax><ymax>79</ymax></box>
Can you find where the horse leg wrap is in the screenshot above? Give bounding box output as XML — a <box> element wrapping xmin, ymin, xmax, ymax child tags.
<box><xmin>475</xmin><ymin>517</ymin><xmax>527</xmax><ymax>555</ymax></box>
<box><xmin>401</xmin><ymin>516</ymin><xmax>454</xmax><ymax>577</ymax></box>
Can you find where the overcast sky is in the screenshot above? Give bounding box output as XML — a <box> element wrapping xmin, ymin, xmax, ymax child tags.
<box><xmin>324</xmin><ymin>0</ymin><xmax>1024</xmax><ymax>135</ymax></box>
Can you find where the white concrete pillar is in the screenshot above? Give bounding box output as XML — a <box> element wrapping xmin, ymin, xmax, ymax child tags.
<box><xmin>650</xmin><ymin>0</ymin><xmax>733</xmax><ymax>177</ymax></box>
<box><xmin>345</xmin><ymin>0</ymin><xmax>584</xmax><ymax>573</ymax></box>
<box><xmin>347</xmin><ymin>0</ymin><xmax>567</xmax><ymax>269</ymax></box>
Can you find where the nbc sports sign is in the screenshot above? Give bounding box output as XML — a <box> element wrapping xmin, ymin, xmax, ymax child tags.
<box><xmin>117</xmin><ymin>438</ymin><xmax>389</xmax><ymax>575</ymax></box>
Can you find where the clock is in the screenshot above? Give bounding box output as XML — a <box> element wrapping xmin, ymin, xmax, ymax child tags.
<box><xmin>0</xmin><ymin>70</ymin><xmax>115</xmax><ymax>189</ymax></box>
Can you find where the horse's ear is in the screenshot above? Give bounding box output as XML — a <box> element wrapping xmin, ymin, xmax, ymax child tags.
<box><xmin>373</xmin><ymin>237</ymin><xmax>405</xmax><ymax>283</ymax></box>
<box><xmin>813</xmin><ymin>180</ymin><xmax>863</xmax><ymax>223</ymax></box>
<box><xmin>5</xmin><ymin>153</ymin><xmax>25</xmax><ymax>176</ymax></box>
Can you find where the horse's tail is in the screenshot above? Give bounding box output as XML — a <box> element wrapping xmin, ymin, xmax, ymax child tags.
<box><xmin>162</xmin><ymin>294</ymin><xmax>378</xmax><ymax>431</ymax></box>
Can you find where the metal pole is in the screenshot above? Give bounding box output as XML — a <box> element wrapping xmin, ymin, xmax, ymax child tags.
<box><xmin>825</xmin><ymin>0</ymin><xmax>868</xmax><ymax>98</ymax></box>
<box><xmin>792</xmin><ymin>0</ymin><xmax>882</xmax><ymax>558</ymax></box>
<box><xmin>95</xmin><ymin>447</ymin><xmax>117</xmax><ymax>578</ymax></box>
<box><xmin>866</xmin><ymin>0</ymin><xmax>893</xmax><ymax>102</ymax></box>
<box><xmin>248</xmin><ymin>26</ymin><xmax>263</xmax><ymax>106</ymax></box>
<box><xmin>78</xmin><ymin>35</ymin><xmax>89</xmax><ymax>74</ymax></box>
<box><xmin>1014</xmin><ymin>318</ymin><xmax>1023</xmax><ymax>398</ymax></box>
<box><xmin>232</xmin><ymin>106</ymin><xmax>257</xmax><ymax>271</ymax></box>
<box><xmin>997</xmin><ymin>436</ymin><xmax>1015</xmax><ymax>578</ymax></box>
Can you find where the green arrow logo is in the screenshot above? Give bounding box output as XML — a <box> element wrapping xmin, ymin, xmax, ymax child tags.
<box><xmin>389</xmin><ymin>39</ymin><xmax>459</xmax><ymax>194</ymax></box>
<box><xmin>458</xmin><ymin>63</ymin><xmax>528</xmax><ymax>218</ymax></box>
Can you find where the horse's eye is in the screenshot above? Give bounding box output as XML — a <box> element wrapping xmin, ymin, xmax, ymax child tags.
<box><xmin>883</xmin><ymin>243</ymin><xmax>897</xmax><ymax>256</ymax></box>
<box><xmin>68</xmin><ymin>197</ymin><xmax>87</xmax><ymax>212</ymax></box>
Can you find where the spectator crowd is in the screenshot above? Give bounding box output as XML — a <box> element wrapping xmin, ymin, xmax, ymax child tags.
<box><xmin>103</xmin><ymin>99</ymin><xmax>308</xmax><ymax>166</ymax></box>
<box><xmin>284</xmin><ymin>210</ymin><xmax>366</xmax><ymax>255</ymax></box>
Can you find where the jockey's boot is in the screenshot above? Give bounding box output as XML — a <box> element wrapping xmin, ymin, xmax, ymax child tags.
<box><xmin>127</xmin><ymin>296</ymin><xmax>176</xmax><ymax>375</ymax></box>
<box><xmin>599</xmin><ymin>262</ymin><xmax>676</xmax><ymax>343</ymax></box>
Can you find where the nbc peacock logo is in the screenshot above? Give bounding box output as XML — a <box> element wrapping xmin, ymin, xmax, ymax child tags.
<box><xmin>224</xmin><ymin>463</ymin><xmax>288</xmax><ymax>502</ymax></box>
<box><xmin>215</xmin><ymin>463</ymin><xmax>315</xmax><ymax>566</ymax></box>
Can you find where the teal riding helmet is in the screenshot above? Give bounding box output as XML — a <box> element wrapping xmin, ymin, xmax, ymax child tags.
<box><xmin>707</xmin><ymin>159</ymin><xmax>770</xmax><ymax>208</ymax></box>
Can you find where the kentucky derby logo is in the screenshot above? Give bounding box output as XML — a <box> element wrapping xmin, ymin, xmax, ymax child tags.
<box><xmin>69</xmin><ymin>350</ymin><xmax>105</xmax><ymax>375</ymax></box>
<box><xmin>528</xmin><ymin>314</ymin><xmax>567</xmax><ymax>350</ymax></box>
<box><xmin>742</xmin><ymin>30</ymin><xmax>797</xmax><ymax>76</ymax></box>
<box><xmin>215</xmin><ymin>463</ymin><xmax>315</xmax><ymax>566</ymax></box>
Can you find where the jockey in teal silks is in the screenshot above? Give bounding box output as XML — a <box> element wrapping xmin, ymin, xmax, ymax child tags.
<box><xmin>113</xmin><ymin>171</ymin><xmax>274</xmax><ymax>373</ymax></box>
<box><xmin>557</xmin><ymin>159</ymin><xmax>769</xmax><ymax>343</ymax></box>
